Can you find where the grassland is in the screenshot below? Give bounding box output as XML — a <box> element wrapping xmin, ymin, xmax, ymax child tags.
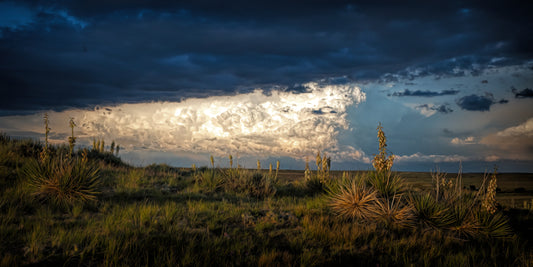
<box><xmin>1</xmin><ymin>132</ymin><xmax>532</xmax><ymax>266</ymax></box>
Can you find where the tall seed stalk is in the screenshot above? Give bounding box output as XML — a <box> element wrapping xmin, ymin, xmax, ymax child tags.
<box><xmin>68</xmin><ymin>118</ymin><xmax>76</xmax><ymax>157</ymax></box>
<box><xmin>39</xmin><ymin>113</ymin><xmax>51</xmax><ymax>163</ymax></box>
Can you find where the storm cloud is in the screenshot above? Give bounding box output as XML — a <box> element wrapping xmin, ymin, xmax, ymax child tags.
<box><xmin>415</xmin><ymin>104</ymin><xmax>453</xmax><ymax>116</ymax></box>
<box><xmin>390</xmin><ymin>89</ymin><xmax>459</xmax><ymax>97</ymax></box>
<box><xmin>456</xmin><ymin>94</ymin><xmax>508</xmax><ymax>111</ymax></box>
<box><xmin>513</xmin><ymin>88</ymin><xmax>533</xmax><ymax>98</ymax></box>
<box><xmin>1</xmin><ymin>1</ymin><xmax>533</xmax><ymax>114</ymax></box>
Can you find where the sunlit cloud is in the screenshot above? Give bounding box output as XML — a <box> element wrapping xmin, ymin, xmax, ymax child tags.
<box><xmin>495</xmin><ymin>117</ymin><xmax>533</xmax><ymax>137</ymax></box>
<box><xmin>451</xmin><ymin>136</ymin><xmax>476</xmax><ymax>145</ymax></box>
<box><xmin>395</xmin><ymin>153</ymin><xmax>468</xmax><ymax>163</ymax></box>
<box><xmin>479</xmin><ymin>117</ymin><xmax>533</xmax><ymax>161</ymax></box>
<box><xmin>0</xmin><ymin>82</ymin><xmax>368</xmax><ymax>162</ymax></box>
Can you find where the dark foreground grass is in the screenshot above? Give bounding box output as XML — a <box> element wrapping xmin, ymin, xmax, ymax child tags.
<box><xmin>1</xmin><ymin>135</ymin><xmax>532</xmax><ymax>266</ymax></box>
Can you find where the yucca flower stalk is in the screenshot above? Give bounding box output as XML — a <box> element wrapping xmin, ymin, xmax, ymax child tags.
<box><xmin>304</xmin><ymin>157</ymin><xmax>311</xmax><ymax>181</ymax></box>
<box><xmin>39</xmin><ymin>113</ymin><xmax>51</xmax><ymax>163</ymax></box>
<box><xmin>110</xmin><ymin>140</ymin><xmax>115</xmax><ymax>154</ymax></box>
<box><xmin>68</xmin><ymin>117</ymin><xmax>76</xmax><ymax>157</ymax></box>
<box><xmin>229</xmin><ymin>154</ymin><xmax>233</xmax><ymax>169</ymax></box>
<box><xmin>315</xmin><ymin>151</ymin><xmax>322</xmax><ymax>171</ymax></box>
<box><xmin>99</xmin><ymin>140</ymin><xmax>105</xmax><ymax>153</ymax></box>
<box><xmin>482</xmin><ymin>168</ymin><xmax>498</xmax><ymax>214</ymax></box>
<box><xmin>274</xmin><ymin>160</ymin><xmax>280</xmax><ymax>184</ymax></box>
<box><xmin>257</xmin><ymin>159</ymin><xmax>261</xmax><ymax>171</ymax></box>
<box><xmin>372</xmin><ymin>123</ymin><xmax>394</xmax><ymax>173</ymax></box>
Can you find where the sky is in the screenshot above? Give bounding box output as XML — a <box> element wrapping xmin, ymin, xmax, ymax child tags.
<box><xmin>0</xmin><ymin>1</ymin><xmax>532</xmax><ymax>172</ymax></box>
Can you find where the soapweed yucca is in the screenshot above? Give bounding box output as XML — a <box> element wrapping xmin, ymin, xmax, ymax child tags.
<box><xmin>409</xmin><ymin>193</ymin><xmax>451</xmax><ymax>230</ymax></box>
<box><xmin>23</xmin><ymin>154</ymin><xmax>100</xmax><ymax>209</ymax></box>
<box><xmin>475</xmin><ymin>210</ymin><xmax>513</xmax><ymax>239</ymax></box>
<box><xmin>367</xmin><ymin>171</ymin><xmax>406</xmax><ymax>199</ymax></box>
<box><xmin>197</xmin><ymin>169</ymin><xmax>224</xmax><ymax>193</ymax></box>
<box><xmin>248</xmin><ymin>172</ymin><xmax>276</xmax><ymax>198</ymax></box>
<box><xmin>446</xmin><ymin>202</ymin><xmax>481</xmax><ymax>240</ymax></box>
<box><xmin>373</xmin><ymin>195</ymin><xmax>414</xmax><ymax>229</ymax></box>
<box><xmin>328</xmin><ymin>178</ymin><xmax>378</xmax><ymax>221</ymax></box>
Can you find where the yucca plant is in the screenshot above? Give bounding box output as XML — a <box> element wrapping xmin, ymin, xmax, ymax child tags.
<box><xmin>475</xmin><ymin>211</ymin><xmax>513</xmax><ymax>239</ymax></box>
<box><xmin>367</xmin><ymin>171</ymin><xmax>405</xmax><ymax>199</ymax></box>
<box><xmin>22</xmin><ymin>154</ymin><xmax>100</xmax><ymax>209</ymax></box>
<box><xmin>196</xmin><ymin>169</ymin><xmax>224</xmax><ymax>193</ymax></box>
<box><xmin>373</xmin><ymin>195</ymin><xmax>413</xmax><ymax>229</ymax></box>
<box><xmin>446</xmin><ymin>202</ymin><xmax>480</xmax><ymax>240</ymax></box>
<box><xmin>328</xmin><ymin>177</ymin><xmax>378</xmax><ymax>221</ymax></box>
<box><xmin>410</xmin><ymin>193</ymin><xmax>451</xmax><ymax>230</ymax></box>
<box><xmin>245</xmin><ymin>172</ymin><xmax>275</xmax><ymax>198</ymax></box>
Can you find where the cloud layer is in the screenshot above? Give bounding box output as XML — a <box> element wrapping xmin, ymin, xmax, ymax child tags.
<box><xmin>390</xmin><ymin>89</ymin><xmax>459</xmax><ymax>97</ymax></box>
<box><xmin>1</xmin><ymin>1</ymin><xmax>532</xmax><ymax>115</ymax></box>
<box><xmin>0</xmin><ymin>82</ymin><xmax>367</xmax><ymax>161</ymax></box>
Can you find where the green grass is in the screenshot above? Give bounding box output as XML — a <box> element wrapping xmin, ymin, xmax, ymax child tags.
<box><xmin>0</xmin><ymin>133</ymin><xmax>532</xmax><ymax>266</ymax></box>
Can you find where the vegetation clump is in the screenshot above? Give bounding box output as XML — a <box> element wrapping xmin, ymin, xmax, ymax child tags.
<box><xmin>328</xmin><ymin>123</ymin><xmax>514</xmax><ymax>240</ymax></box>
<box><xmin>21</xmin><ymin>114</ymin><xmax>102</xmax><ymax>210</ymax></box>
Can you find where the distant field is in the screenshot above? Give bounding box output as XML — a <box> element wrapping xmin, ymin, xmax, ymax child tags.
<box><xmin>275</xmin><ymin>170</ymin><xmax>533</xmax><ymax>190</ymax></box>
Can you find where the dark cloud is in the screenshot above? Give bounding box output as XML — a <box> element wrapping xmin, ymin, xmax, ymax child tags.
<box><xmin>1</xmin><ymin>1</ymin><xmax>533</xmax><ymax>114</ymax></box>
<box><xmin>433</xmin><ymin>104</ymin><xmax>454</xmax><ymax>114</ymax></box>
<box><xmin>416</xmin><ymin>104</ymin><xmax>453</xmax><ymax>114</ymax></box>
<box><xmin>456</xmin><ymin>93</ymin><xmax>508</xmax><ymax>111</ymax></box>
<box><xmin>389</xmin><ymin>89</ymin><xmax>459</xmax><ymax>97</ymax></box>
<box><xmin>513</xmin><ymin>88</ymin><xmax>533</xmax><ymax>98</ymax></box>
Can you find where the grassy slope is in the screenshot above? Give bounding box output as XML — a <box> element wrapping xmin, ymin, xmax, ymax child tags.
<box><xmin>1</xmin><ymin>136</ymin><xmax>532</xmax><ymax>266</ymax></box>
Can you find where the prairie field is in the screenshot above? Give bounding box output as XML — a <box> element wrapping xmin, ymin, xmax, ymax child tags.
<box><xmin>1</xmin><ymin>132</ymin><xmax>532</xmax><ymax>266</ymax></box>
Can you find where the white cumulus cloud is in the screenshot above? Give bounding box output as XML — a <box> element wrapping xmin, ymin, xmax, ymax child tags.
<box><xmin>0</xmin><ymin>82</ymin><xmax>367</xmax><ymax>162</ymax></box>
